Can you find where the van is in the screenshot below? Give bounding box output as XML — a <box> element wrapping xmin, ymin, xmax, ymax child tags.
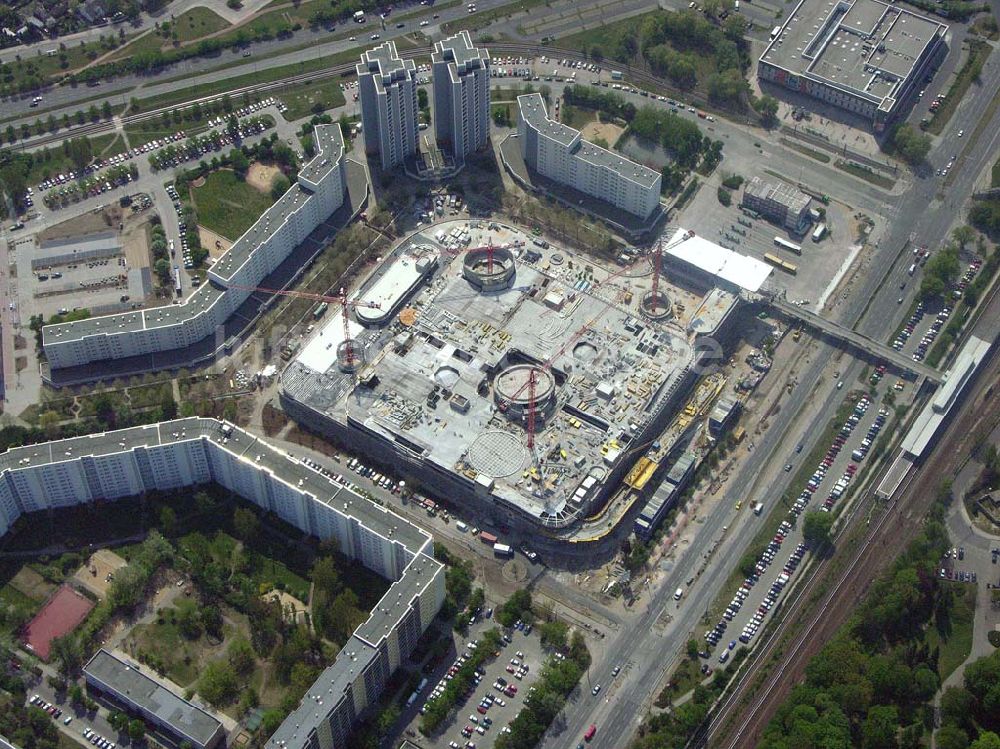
<box><xmin>908</xmin><ymin>263</ymin><xmax>916</xmax><ymax>275</ymax></box>
<box><xmin>753</xmin><ymin>502</ymin><xmax>764</xmax><ymax>516</ymax></box>
<box><xmin>674</xmin><ymin>587</ymin><xmax>684</xmax><ymax>600</ymax></box>
<box><xmin>456</xmin><ymin>521</ymin><xmax>469</xmax><ymax>532</ymax></box>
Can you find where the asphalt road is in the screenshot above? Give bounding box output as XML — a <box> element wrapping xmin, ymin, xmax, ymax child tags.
<box><xmin>539</xmin><ymin>36</ymin><xmax>1000</xmax><ymax>749</ymax></box>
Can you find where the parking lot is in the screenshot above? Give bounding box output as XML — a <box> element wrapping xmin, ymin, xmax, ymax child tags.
<box><xmin>408</xmin><ymin>619</ymin><xmax>548</xmax><ymax>749</ymax></box>
<box><xmin>701</xmin><ymin>387</ymin><xmax>897</xmax><ymax>670</ymax></box>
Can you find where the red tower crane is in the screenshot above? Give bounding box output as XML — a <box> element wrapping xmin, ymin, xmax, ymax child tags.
<box><xmin>651</xmin><ymin>239</ymin><xmax>663</xmax><ymax>314</ymax></box>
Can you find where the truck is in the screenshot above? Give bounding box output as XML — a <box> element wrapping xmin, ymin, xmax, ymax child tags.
<box><xmin>313</xmin><ymin>302</ymin><xmax>329</xmax><ymax>319</ymax></box>
<box><xmin>611</xmin><ymin>70</ymin><xmax>623</xmax><ymax>80</ymax></box>
<box><xmin>811</xmin><ymin>223</ymin><xmax>827</xmax><ymax>242</ymax></box>
<box><xmin>354</xmin><ymin>10</ymin><xmax>366</xmax><ymax>21</ymax></box>
<box><xmin>753</xmin><ymin>501</ymin><xmax>764</xmax><ymax>516</ymax></box>
<box><xmin>479</xmin><ymin>531</ymin><xmax>498</xmax><ymax>545</ymax></box>
<box><xmin>770</xmin><ymin>25</ymin><xmax>781</xmax><ymax>39</ymax></box>
<box><xmin>494</xmin><ymin>543</ymin><xmax>514</xmax><ymax>558</ymax></box>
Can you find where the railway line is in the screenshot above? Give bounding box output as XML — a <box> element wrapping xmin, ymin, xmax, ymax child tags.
<box><xmin>699</xmin><ymin>315</ymin><xmax>1000</xmax><ymax>748</ymax></box>
<box><xmin>10</xmin><ymin>42</ymin><xmax>678</xmax><ymax>153</ymax></box>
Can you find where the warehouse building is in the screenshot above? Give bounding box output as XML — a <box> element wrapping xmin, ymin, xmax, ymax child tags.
<box><xmin>0</xmin><ymin>418</ymin><xmax>444</xmax><ymax>749</ymax></box>
<box><xmin>741</xmin><ymin>177</ymin><xmax>812</xmax><ymax>234</ymax></box>
<box><xmin>41</xmin><ymin>125</ymin><xmax>348</xmax><ymax>371</ymax></box>
<box><xmin>84</xmin><ymin>649</ymin><xmax>224</xmax><ymax>749</ymax></box>
<box><xmin>516</xmin><ymin>93</ymin><xmax>661</xmax><ymax>219</ymax></box>
<box><xmin>432</xmin><ymin>31</ymin><xmax>491</xmax><ymax>161</ymax></box>
<box><xmin>358</xmin><ymin>41</ymin><xmax>419</xmax><ymax>170</ymax></box>
<box><xmin>758</xmin><ymin>0</ymin><xmax>947</xmax><ymax>130</ymax></box>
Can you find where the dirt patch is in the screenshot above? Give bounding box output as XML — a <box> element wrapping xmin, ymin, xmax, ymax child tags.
<box><xmin>121</xmin><ymin>213</ymin><xmax>152</xmax><ymax>274</ymax></box>
<box><xmin>246</xmin><ymin>162</ymin><xmax>280</xmax><ymax>194</ymax></box>
<box><xmin>73</xmin><ymin>549</ymin><xmax>128</xmax><ymax>600</ymax></box>
<box><xmin>199</xmin><ymin>226</ymin><xmax>233</xmax><ymax>259</ymax></box>
<box><xmin>580</xmin><ymin>120</ymin><xmax>625</xmax><ymax>147</ymax></box>
<box><xmin>38</xmin><ymin>205</ymin><xmax>124</xmax><ymax>243</ymax></box>
<box><xmin>10</xmin><ymin>567</ymin><xmax>55</xmax><ymax>603</ymax></box>
<box><xmin>262</xmin><ymin>589</ymin><xmax>309</xmax><ymax>626</ymax></box>
<box><xmin>190</xmin><ymin>176</ymin><xmax>207</xmax><ymax>188</ymax></box>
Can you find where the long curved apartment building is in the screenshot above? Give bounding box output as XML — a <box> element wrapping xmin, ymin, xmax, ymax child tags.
<box><xmin>42</xmin><ymin>125</ymin><xmax>348</xmax><ymax>371</ymax></box>
<box><xmin>0</xmin><ymin>418</ymin><xmax>444</xmax><ymax>749</ymax></box>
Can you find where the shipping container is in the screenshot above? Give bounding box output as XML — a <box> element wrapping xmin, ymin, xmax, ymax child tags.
<box><xmin>479</xmin><ymin>531</ymin><xmax>498</xmax><ymax>545</ymax></box>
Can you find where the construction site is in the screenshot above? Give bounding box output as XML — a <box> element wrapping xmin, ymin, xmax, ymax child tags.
<box><xmin>280</xmin><ymin>220</ymin><xmax>767</xmax><ymax>534</ymax></box>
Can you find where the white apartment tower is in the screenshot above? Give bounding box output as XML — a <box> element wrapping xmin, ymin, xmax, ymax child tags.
<box><xmin>432</xmin><ymin>31</ymin><xmax>491</xmax><ymax>161</ymax></box>
<box><xmin>357</xmin><ymin>41</ymin><xmax>419</xmax><ymax>171</ymax></box>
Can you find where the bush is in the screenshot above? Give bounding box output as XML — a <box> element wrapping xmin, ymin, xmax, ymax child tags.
<box><xmin>717</xmin><ymin>186</ymin><xmax>732</xmax><ymax>206</ymax></box>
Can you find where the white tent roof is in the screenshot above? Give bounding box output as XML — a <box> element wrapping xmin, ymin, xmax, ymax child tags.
<box><xmin>665</xmin><ymin>228</ymin><xmax>773</xmax><ymax>293</ymax></box>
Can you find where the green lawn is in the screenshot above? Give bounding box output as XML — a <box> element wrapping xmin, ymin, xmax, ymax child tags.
<box><xmin>780</xmin><ymin>138</ymin><xmax>832</xmax><ymax>164</ymax></box>
<box><xmin>278</xmin><ymin>79</ymin><xmax>349</xmax><ymax>121</ymax></box>
<box><xmin>109</xmin><ymin>7</ymin><xmax>231</xmax><ymax>61</ymax></box>
<box><xmin>834</xmin><ymin>160</ymin><xmax>896</xmax><ymax>190</ymax></box>
<box><xmin>442</xmin><ymin>0</ymin><xmax>549</xmax><ymax>35</ymax></box>
<box><xmin>991</xmin><ymin>156</ymin><xmax>1000</xmax><ymax>188</ymax></box>
<box><xmin>191</xmin><ymin>169</ymin><xmax>275</xmax><ymax>241</ymax></box>
<box><xmin>560</xmin><ymin>103</ymin><xmax>597</xmax><ymax>130</ymax></box>
<box><xmin>24</xmin><ymin>132</ymin><xmax>118</xmax><ymax>184</ymax></box>
<box><xmin>927</xmin><ymin>582</ymin><xmax>977</xmax><ymax>682</ymax></box>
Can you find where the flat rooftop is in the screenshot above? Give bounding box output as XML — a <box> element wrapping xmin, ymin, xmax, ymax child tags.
<box><xmin>42</xmin><ymin>125</ymin><xmax>345</xmax><ymax>345</ymax></box>
<box><xmin>761</xmin><ymin>0</ymin><xmax>946</xmax><ymax>103</ymax></box>
<box><xmin>518</xmin><ymin>94</ymin><xmax>659</xmax><ymax>188</ymax></box>
<box><xmin>662</xmin><ymin>227</ymin><xmax>773</xmax><ymax>293</ymax></box>
<box><xmin>358</xmin><ymin>41</ymin><xmax>416</xmax><ymax>93</ymax></box>
<box><xmin>743</xmin><ymin>176</ymin><xmax>811</xmax><ymax>215</ymax></box>
<box><xmin>84</xmin><ymin>649</ymin><xmax>222</xmax><ymax>746</ymax></box>
<box><xmin>0</xmin><ymin>417</ymin><xmax>430</xmax><ymax>554</ymax></box>
<box><xmin>283</xmin><ymin>221</ymin><xmax>719</xmax><ymax>524</ymax></box>
<box><xmin>433</xmin><ymin>30</ymin><xmax>489</xmax><ymax>71</ymax></box>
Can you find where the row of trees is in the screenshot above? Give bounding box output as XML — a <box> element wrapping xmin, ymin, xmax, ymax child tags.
<box><xmin>755</xmin><ymin>483</ymin><xmax>965</xmax><ymax>748</ymax></box>
<box><xmin>2</xmin><ymin>101</ymin><xmax>114</xmax><ymax>146</ymax></box>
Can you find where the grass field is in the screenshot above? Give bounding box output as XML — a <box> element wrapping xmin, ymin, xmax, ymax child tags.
<box><xmin>191</xmin><ymin>168</ymin><xmax>275</xmax><ymax>241</ymax></box>
<box><xmin>834</xmin><ymin>159</ymin><xmax>896</xmax><ymax>190</ymax></box>
<box><xmin>928</xmin><ymin>582</ymin><xmax>977</xmax><ymax>681</ymax></box>
<box><xmin>928</xmin><ymin>39</ymin><xmax>991</xmax><ymax>136</ymax></box>
<box><xmin>278</xmin><ymin>79</ymin><xmax>349</xmax><ymax>121</ymax></box>
<box><xmin>108</xmin><ymin>7</ymin><xmax>231</xmax><ymax>61</ymax></box>
<box><xmin>559</xmin><ymin>103</ymin><xmax>597</xmax><ymax>129</ymax></box>
<box><xmin>779</xmin><ymin>138</ymin><xmax>832</xmax><ymax>164</ymax></box>
<box><xmin>992</xmin><ymin>157</ymin><xmax>1000</xmax><ymax>188</ymax></box>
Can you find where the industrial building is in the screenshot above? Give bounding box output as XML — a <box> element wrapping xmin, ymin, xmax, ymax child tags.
<box><xmin>41</xmin><ymin>125</ymin><xmax>348</xmax><ymax>371</ymax></box>
<box><xmin>84</xmin><ymin>649</ymin><xmax>225</xmax><ymax>749</ymax></box>
<box><xmin>281</xmin><ymin>222</ymin><xmax>745</xmax><ymax>531</ymax></box>
<box><xmin>358</xmin><ymin>41</ymin><xmax>419</xmax><ymax>170</ymax></box>
<box><xmin>658</xmin><ymin>227</ymin><xmax>773</xmax><ymax>296</ymax></box>
<box><xmin>432</xmin><ymin>31</ymin><xmax>491</xmax><ymax>161</ymax></box>
<box><xmin>0</xmin><ymin>418</ymin><xmax>444</xmax><ymax>749</ymax></box>
<box><xmin>709</xmin><ymin>397</ymin><xmax>741</xmax><ymax>437</ymax></box>
<box><xmin>741</xmin><ymin>177</ymin><xmax>812</xmax><ymax>234</ymax></box>
<box><xmin>758</xmin><ymin>0</ymin><xmax>947</xmax><ymax>130</ymax></box>
<box><xmin>516</xmin><ymin>94</ymin><xmax>661</xmax><ymax>219</ymax></box>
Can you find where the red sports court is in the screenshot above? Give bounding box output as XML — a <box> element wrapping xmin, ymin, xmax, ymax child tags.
<box><xmin>22</xmin><ymin>585</ymin><xmax>94</xmax><ymax>661</ymax></box>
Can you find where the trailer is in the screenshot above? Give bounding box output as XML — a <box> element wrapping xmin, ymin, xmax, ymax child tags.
<box><xmin>479</xmin><ymin>531</ymin><xmax>498</xmax><ymax>545</ymax></box>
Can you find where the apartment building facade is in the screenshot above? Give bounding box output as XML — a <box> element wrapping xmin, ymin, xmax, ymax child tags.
<box><xmin>432</xmin><ymin>31</ymin><xmax>491</xmax><ymax>161</ymax></box>
<box><xmin>357</xmin><ymin>41</ymin><xmax>419</xmax><ymax>170</ymax></box>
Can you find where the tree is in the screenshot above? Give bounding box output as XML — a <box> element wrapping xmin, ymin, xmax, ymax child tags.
<box><xmin>233</xmin><ymin>506</ymin><xmax>260</xmax><ymax>543</ymax></box>
<box><xmin>50</xmin><ymin>635</ymin><xmax>83</xmax><ymax>675</ymax></box>
<box><xmin>417</xmin><ymin>88</ymin><xmax>429</xmax><ymax>109</ymax></box>
<box><xmin>758</xmin><ymin>94</ymin><xmax>780</xmax><ymax>127</ymax></box>
<box><xmin>154</xmin><ymin>258</ymin><xmax>172</xmax><ymax>285</ymax></box>
<box><xmin>891</xmin><ymin>123</ymin><xmax>931</xmax><ymax>165</ymax></box>
<box><xmin>271</xmin><ymin>173</ymin><xmax>291</xmax><ymax>201</ymax></box>
<box><xmin>937</xmin><ymin>725</ymin><xmax>970</xmax><ymax>749</ymax></box>
<box><xmin>539</xmin><ymin>620</ymin><xmax>569</xmax><ymax>649</ymax></box>
<box><xmin>101</xmin><ymin>101</ymin><xmax>113</xmax><ymax>120</ymax></box>
<box><xmin>972</xmin><ymin>734</ymin><xmax>1000</xmax><ymax>749</ymax></box>
<box><xmin>952</xmin><ymin>225</ymin><xmax>975</xmax><ymax>250</ymax></box>
<box><xmin>228</xmin><ymin>636</ymin><xmax>256</xmax><ymax>676</ymax></box>
<box><xmin>862</xmin><ymin>704</ymin><xmax>899</xmax><ymax>749</ymax></box>
<box><xmin>128</xmin><ymin>719</ymin><xmax>145</xmax><ymax>740</ymax></box>
<box><xmin>176</xmin><ymin>599</ymin><xmax>202</xmax><ymax>639</ymax></box>
<box><xmin>159</xmin><ymin>505</ymin><xmax>177</xmax><ymax>535</ymax></box>
<box><xmin>687</xmin><ymin>638</ymin><xmax>700</xmax><ymax>660</ymax></box>
<box><xmin>803</xmin><ymin>510</ymin><xmax>834</xmax><ymax>548</ymax></box>
<box><xmin>198</xmin><ymin>660</ymin><xmax>238</xmax><ymax>705</ymax></box>
<box><xmin>229</xmin><ymin>148</ymin><xmax>249</xmax><ymax>177</ymax></box>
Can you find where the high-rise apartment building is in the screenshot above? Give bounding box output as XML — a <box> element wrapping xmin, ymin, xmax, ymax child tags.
<box><xmin>432</xmin><ymin>31</ymin><xmax>491</xmax><ymax>161</ymax></box>
<box><xmin>357</xmin><ymin>41</ymin><xmax>419</xmax><ymax>170</ymax></box>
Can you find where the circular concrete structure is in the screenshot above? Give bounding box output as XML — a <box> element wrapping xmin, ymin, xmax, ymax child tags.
<box><xmin>493</xmin><ymin>364</ymin><xmax>557</xmax><ymax>424</ymax></box>
<box><xmin>463</xmin><ymin>246</ymin><xmax>516</xmax><ymax>292</ymax></box>
<box><xmin>336</xmin><ymin>339</ymin><xmax>365</xmax><ymax>372</ymax></box>
<box><xmin>468</xmin><ymin>430</ymin><xmax>527</xmax><ymax>478</ymax></box>
<box><xmin>434</xmin><ymin>365</ymin><xmax>460</xmax><ymax>388</ymax></box>
<box><xmin>640</xmin><ymin>290</ymin><xmax>673</xmax><ymax>321</ymax></box>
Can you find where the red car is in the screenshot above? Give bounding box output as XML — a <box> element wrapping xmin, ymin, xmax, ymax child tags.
<box><xmin>477</xmin><ymin>706</ymin><xmax>488</xmax><ymax>714</ymax></box>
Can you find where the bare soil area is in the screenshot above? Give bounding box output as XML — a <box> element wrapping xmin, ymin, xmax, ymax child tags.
<box><xmin>247</xmin><ymin>162</ymin><xmax>280</xmax><ymax>194</ymax></box>
<box><xmin>73</xmin><ymin>549</ymin><xmax>128</xmax><ymax>600</ymax></box>
<box><xmin>580</xmin><ymin>120</ymin><xmax>625</xmax><ymax>146</ymax></box>
<box><xmin>199</xmin><ymin>226</ymin><xmax>233</xmax><ymax>259</ymax></box>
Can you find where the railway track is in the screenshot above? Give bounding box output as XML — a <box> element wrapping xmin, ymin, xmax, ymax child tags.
<box><xmin>12</xmin><ymin>42</ymin><xmax>679</xmax><ymax>153</ymax></box>
<box><xmin>699</xmin><ymin>325</ymin><xmax>1000</xmax><ymax>748</ymax></box>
